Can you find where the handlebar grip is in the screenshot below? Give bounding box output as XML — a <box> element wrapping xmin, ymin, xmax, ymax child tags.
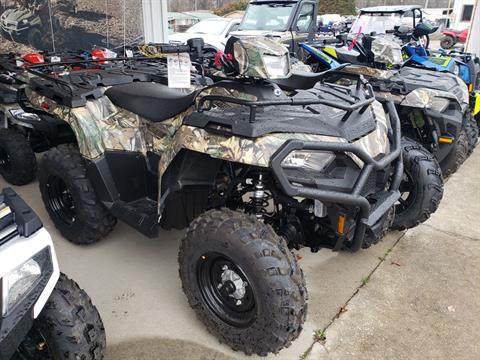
<box><xmin>160</xmin><ymin>44</ymin><xmax>191</xmax><ymax>54</ymax></box>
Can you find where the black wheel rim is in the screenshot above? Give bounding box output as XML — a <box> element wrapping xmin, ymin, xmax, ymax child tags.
<box><xmin>396</xmin><ymin>171</ymin><xmax>416</xmax><ymax>214</ymax></box>
<box><xmin>13</xmin><ymin>326</ymin><xmax>54</xmax><ymax>360</ymax></box>
<box><xmin>0</xmin><ymin>146</ymin><xmax>12</xmax><ymax>174</ymax></box>
<box><xmin>197</xmin><ymin>253</ymin><xmax>256</xmax><ymax>328</ymax></box>
<box><xmin>46</xmin><ymin>175</ymin><xmax>77</xmax><ymax>226</ymax></box>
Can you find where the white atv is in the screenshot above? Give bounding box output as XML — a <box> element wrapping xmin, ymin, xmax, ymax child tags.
<box><xmin>0</xmin><ymin>188</ymin><xmax>105</xmax><ymax>360</ymax></box>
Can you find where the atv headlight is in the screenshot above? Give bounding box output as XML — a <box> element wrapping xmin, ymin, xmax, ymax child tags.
<box><xmin>1</xmin><ymin>247</ymin><xmax>52</xmax><ymax>316</ymax></box>
<box><xmin>281</xmin><ymin>151</ymin><xmax>335</xmax><ymax>172</ymax></box>
<box><xmin>263</xmin><ymin>54</ymin><xmax>290</xmax><ymax>79</ymax></box>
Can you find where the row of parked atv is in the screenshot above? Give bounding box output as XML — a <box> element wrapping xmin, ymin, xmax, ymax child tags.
<box><xmin>0</xmin><ymin>29</ymin><xmax>478</xmax><ymax>356</ymax></box>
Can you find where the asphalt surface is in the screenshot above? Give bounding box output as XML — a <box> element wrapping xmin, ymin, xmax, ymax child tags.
<box><xmin>1</xmin><ymin>146</ymin><xmax>478</xmax><ymax>360</ymax></box>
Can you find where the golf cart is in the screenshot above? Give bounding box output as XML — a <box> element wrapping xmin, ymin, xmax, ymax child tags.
<box><xmin>351</xmin><ymin>5</ymin><xmax>432</xmax><ymax>47</ymax></box>
<box><xmin>0</xmin><ymin>187</ymin><xmax>105</xmax><ymax>359</ymax></box>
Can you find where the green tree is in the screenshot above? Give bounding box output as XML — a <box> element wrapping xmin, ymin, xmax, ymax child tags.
<box><xmin>213</xmin><ymin>0</ymin><xmax>249</xmax><ymax>16</ymax></box>
<box><xmin>318</xmin><ymin>0</ymin><xmax>356</xmax><ymax>16</ymax></box>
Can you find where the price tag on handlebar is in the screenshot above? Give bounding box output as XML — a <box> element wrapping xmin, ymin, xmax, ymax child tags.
<box><xmin>167</xmin><ymin>53</ymin><xmax>191</xmax><ymax>89</ymax></box>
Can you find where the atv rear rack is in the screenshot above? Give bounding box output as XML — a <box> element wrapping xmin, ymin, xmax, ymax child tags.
<box><xmin>270</xmin><ymin>101</ymin><xmax>403</xmax><ymax>252</ymax></box>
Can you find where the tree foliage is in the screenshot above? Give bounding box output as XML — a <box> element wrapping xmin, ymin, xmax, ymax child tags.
<box><xmin>318</xmin><ymin>0</ymin><xmax>356</xmax><ymax>16</ymax></box>
<box><xmin>213</xmin><ymin>0</ymin><xmax>249</xmax><ymax>16</ymax></box>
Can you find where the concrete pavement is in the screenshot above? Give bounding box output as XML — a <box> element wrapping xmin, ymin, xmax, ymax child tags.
<box><xmin>1</xmin><ymin>148</ymin><xmax>478</xmax><ymax>360</ymax></box>
<box><xmin>306</xmin><ymin>149</ymin><xmax>480</xmax><ymax>360</ymax></box>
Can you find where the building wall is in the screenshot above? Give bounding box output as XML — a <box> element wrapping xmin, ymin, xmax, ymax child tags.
<box><xmin>452</xmin><ymin>0</ymin><xmax>476</xmax><ymax>29</ymax></box>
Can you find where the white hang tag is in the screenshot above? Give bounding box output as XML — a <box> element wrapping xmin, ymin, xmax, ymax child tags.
<box><xmin>125</xmin><ymin>49</ymin><xmax>133</xmax><ymax>58</ymax></box>
<box><xmin>167</xmin><ymin>53</ymin><xmax>191</xmax><ymax>89</ymax></box>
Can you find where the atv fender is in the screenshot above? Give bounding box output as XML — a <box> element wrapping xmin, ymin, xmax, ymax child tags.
<box><xmin>159</xmin><ymin>149</ymin><xmax>223</xmax><ymax>230</ymax></box>
<box><xmin>401</xmin><ymin>88</ymin><xmax>464</xmax><ymax>111</ymax></box>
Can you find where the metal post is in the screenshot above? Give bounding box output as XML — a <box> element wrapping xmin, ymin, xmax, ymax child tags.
<box><xmin>142</xmin><ymin>0</ymin><xmax>169</xmax><ymax>43</ymax></box>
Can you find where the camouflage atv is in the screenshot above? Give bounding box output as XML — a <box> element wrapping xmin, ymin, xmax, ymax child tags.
<box><xmin>301</xmin><ymin>36</ymin><xmax>474</xmax><ymax>177</ymax></box>
<box><xmin>23</xmin><ymin>37</ymin><xmax>440</xmax><ymax>355</ymax></box>
<box><xmin>0</xmin><ymin>53</ymin><xmax>75</xmax><ymax>185</ymax></box>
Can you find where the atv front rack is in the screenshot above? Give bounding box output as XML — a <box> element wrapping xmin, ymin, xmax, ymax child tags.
<box><xmin>270</xmin><ymin>101</ymin><xmax>403</xmax><ymax>252</ymax></box>
<box><xmin>196</xmin><ymin>77</ymin><xmax>375</xmax><ymax>125</ymax></box>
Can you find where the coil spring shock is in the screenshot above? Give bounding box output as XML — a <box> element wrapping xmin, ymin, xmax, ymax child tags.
<box><xmin>251</xmin><ymin>174</ymin><xmax>270</xmax><ymax>218</ymax></box>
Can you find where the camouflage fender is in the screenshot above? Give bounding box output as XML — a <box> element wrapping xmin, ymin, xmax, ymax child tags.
<box><xmin>25</xmin><ymin>88</ymin><xmax>148</xmax><ymax>159</ymax></box>
<box><xmin>158</xmin><ymin>127</ymin><xmax>344</xmax><ymax>177</ymax></box>
<box><xmin>401</xmin><ymin>88</ymin><xmax>460</xmax><ymax>111</ymax></box>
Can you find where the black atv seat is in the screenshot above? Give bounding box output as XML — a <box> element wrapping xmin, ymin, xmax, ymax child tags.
<box><xmin>105</xmin><ymin>82</ymin><xmax>196</xmax><ymax>122</ymax></box>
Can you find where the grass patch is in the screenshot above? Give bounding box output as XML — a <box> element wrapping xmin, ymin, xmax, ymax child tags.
<box><xmin>314</xmin><ymin>329</ymin><xmax>326</xmax><ymax>342</ymax></box>
<box><xmin>361</xmin><ymin>275</ymin><xmax>370</xmax><ymax>285</ymax></box>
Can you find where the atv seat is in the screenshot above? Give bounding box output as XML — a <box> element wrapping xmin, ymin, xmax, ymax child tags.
<box><xmin>105</xmin><ymin>82</ymin><xmax>196</xmax><ymax>122</ymax></box>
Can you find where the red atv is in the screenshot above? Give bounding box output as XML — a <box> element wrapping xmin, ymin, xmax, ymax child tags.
<box><xmin>440</xmin><ymin>28</ymin><xmax>469</xmax><ymax>49</ymax></box>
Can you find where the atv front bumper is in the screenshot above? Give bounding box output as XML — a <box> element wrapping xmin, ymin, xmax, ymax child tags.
<box><xmin>270</xmin><ymin>101</ymin><xmax>403</xmax><ymax>252</ymax></box>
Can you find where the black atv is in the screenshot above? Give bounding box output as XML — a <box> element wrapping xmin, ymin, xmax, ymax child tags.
<box><xmin>21</xmin><ymin>37</ymin><xmax>442</xmax><ymax>355</ymax></box>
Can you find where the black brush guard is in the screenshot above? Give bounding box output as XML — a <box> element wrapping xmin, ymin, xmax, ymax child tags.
<box><xmin>269</xmin><ymin>101</ymin><xmax>403</xmax><ymax>252</ymax></box>
<box><xmin>196</xmin><ymin>82</ymin><xmax>402</xmax><ymax>251</ymax></box>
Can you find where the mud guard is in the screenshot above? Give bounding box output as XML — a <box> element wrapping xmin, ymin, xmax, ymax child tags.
<box><xmin>160</xmin><ymin>149</ymin><xmax>223</xmax><ymax>230</ymax></box>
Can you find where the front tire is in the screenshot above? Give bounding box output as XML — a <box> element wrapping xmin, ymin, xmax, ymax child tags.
<box><xmin>0</xmin><ymin>129</ymin><xmax>36</xmax><ymax>185</ymax></box>
<box><xmin>392</xmin><ymin>138</ymin><xmax>444</xmax><ymax>230</ymax></box>
<box><xmin>38</xmin><ymin>144</ymin><xmax>116</xmax><ymax>244</ymax></box>
<box><xmin>179</xmin><ymin>209</ymin><xmax>307</xmax><ymax>356</ymax></box>
<box><xmin>13</xmin><ymin>273</ymin><xmax>106</xmax><ymax>360</ymax></box>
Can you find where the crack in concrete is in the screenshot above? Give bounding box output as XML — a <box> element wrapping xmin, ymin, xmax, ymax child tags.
<box><xmin>421</xmin><ymin>223</ymin><xmax>480</xmax><ymax>242</ymax></box>
<box><xmin>300</xmin><ymin>232</ymin><xmax>407</xmax><ymax>359</ymax></box>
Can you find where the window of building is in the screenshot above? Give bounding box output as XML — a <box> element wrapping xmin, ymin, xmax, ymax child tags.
<box><xmin>461</xmin><ymin>5</ymin><xmax>474</xmax><ymax>22</ymax></box>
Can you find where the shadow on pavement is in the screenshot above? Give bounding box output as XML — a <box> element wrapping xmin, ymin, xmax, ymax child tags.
<box><xmin>106</xmin><ymin>337</ymin><xmax>238</xmax><ymax>360</ymax></box>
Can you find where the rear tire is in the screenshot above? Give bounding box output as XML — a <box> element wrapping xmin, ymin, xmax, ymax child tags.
<box><xmin>392</xmin><ymin>138</ymin><xmax>444</xmax><ymax>230</ymax></box>
<box><xmin>441</xmin><ymin>129</ymin><xmax>469</xmax><ymax>177</ymax></box>
<box><xmin>38</xmin><ymin>144</ymin><xmax>116</xmax><ymax>244</ymax></box>
<box><xmin>13</xmin><ymin>273</ymin><xmax>106</xmax><ymax>359</ymax></box>
<box><xmin>0</xmin><ymin>129</ymin><xmax>36</xmax><ymax>185</ymax></box>
<box><xmin>440</xmin><ymin>35</ymin><xmax>455</xmax><ymax>49</ymax></box>
<box><xmin>179</xmin><ymin>209</ymin><xmax>307</xmax><ymax>356</ymax></box>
